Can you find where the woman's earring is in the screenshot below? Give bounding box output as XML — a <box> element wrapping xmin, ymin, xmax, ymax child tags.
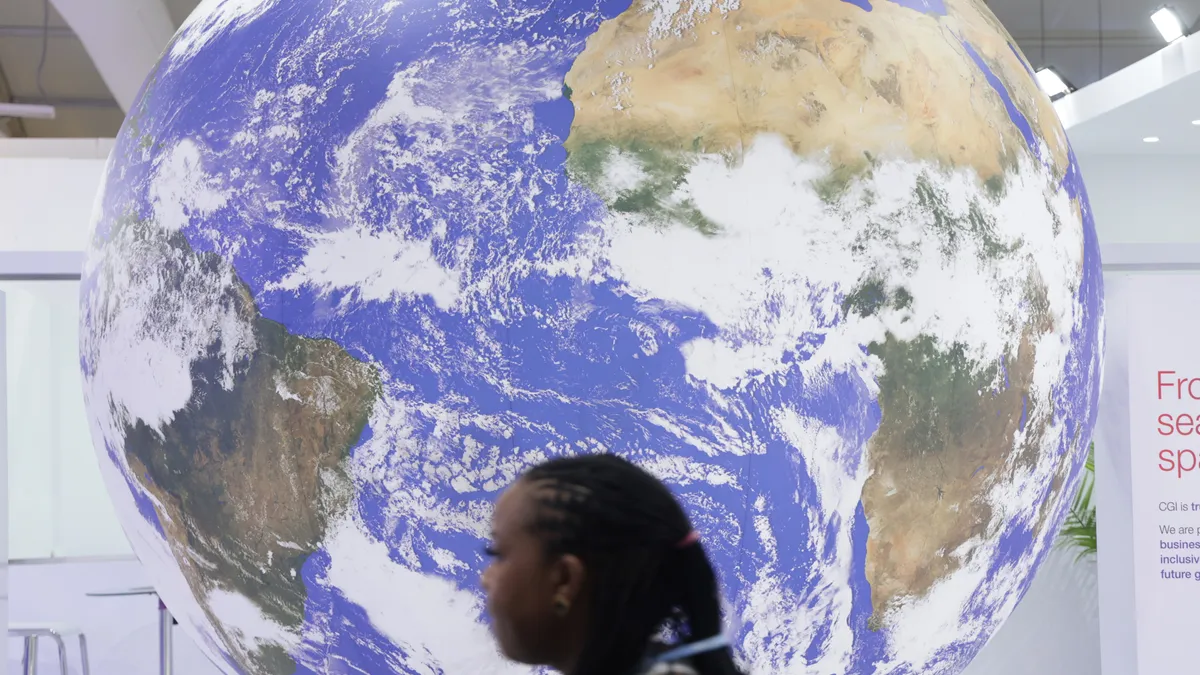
<box><xmin>553</xmin><ymin>596</ymin><xmax>570</xmax><ymax>616</ymax></box>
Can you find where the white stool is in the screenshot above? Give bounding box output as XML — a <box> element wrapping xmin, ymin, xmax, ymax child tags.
<box><xmin>86</xmin><ymin>586</ymin><xmax>174</xmax><ymax>675</ymax></box>
<box><xmin>8</xmin><ymin>623</ymin><xmax>90</xmax><ymax>675</ymax></box>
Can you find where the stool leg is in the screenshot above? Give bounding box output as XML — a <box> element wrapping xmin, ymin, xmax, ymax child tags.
<box><xmin>78</xmin><ymin>634</ymin><xmax>91</xmax><ymax>675</ymax></box>
<box><xmin>22</xmin><ymin>636</ymin><xmax>38</xmax><ymax>675</ymax></box>
<box><xmin>159</xmin><ymin>603</ymin><xmax>174</xmax><ymax>675</ymax></box>
<box><xmin>51</xmin><ymin>635</ymin><xmax>68</xmax><ymax>675</ymax></box>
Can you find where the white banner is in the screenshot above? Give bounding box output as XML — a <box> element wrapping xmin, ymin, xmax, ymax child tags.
<box><xmin>1127</xmin><ymin>274</ymin><xmax>1200</xmax><ymax>675</ymax></box>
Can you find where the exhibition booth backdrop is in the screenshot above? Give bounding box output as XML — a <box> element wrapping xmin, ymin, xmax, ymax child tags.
<box><xmin>3</xmin><ymin>32</ymin><xmax>1199</xmax><ymax>675</ymax></box>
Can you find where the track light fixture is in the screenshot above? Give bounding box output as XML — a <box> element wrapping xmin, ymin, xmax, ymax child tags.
<box><xmin>1034</xmin><ymin>67</ymin><xmax>1074</xmax><ymax>101</ymax></box>
<box><xmin>1151</xmin><ymin>6</ymin><xmax>1189</xmax><ymax>43</ymax></box>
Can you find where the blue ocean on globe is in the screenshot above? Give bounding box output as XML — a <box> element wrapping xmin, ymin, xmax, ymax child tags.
<box><xmin>79</xmin><ymin>0</ymin><xmax>1104</xmax><ymax>673</ymax></box>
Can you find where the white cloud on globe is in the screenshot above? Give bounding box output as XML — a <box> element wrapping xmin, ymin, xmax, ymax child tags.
<box><xmin>151</xmin><ymin>140</ymin><xmax>231</xmax><ymax>234</ymax></box>
<box><xmin>207</xmin><ymin>588</ymin><xmax>300</xmax><ymax>658</ymax></box>
<box><xmin>271</xmin><ymin>226</ymin><xmax>463</xmax><ymax>311</ymax></box>
<box><xmin>170</xmin><ymin>0</ymin><xmax>279</xmax><ymax>62</ymax></box>
<box><xmin>321</xmin><ymin>516</ymin><xmax>526</xmax><ymax>675</ymax></box>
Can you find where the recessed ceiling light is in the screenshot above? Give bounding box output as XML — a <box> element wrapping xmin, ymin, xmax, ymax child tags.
<box><xmin>1192</xmin><ymin>119</ymin><xmax>1200</xmax><ymax>126</ymax></box>
<box><xmin>1144</xmin><ymin>136</ymin><xmax>1161</xmax><ymax>143</ymax></box>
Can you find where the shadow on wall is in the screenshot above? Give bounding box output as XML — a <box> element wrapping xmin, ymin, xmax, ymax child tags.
<box><xmin>964</xmin><ymin>546</ymin><xmax>1100</xmax><ymax>675</ymax></box>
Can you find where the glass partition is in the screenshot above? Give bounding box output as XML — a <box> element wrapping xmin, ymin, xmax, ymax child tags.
<box><xmin>2</xmin><ymin>279</ymin><xmax>131</xmax><ymax>560</ymax></box>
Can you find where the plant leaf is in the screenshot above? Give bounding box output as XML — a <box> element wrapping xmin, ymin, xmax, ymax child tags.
<box><xmin>1056</xmin><ymin>442</ymin><xmax>1097</xmax><ymax>560</ymax></box>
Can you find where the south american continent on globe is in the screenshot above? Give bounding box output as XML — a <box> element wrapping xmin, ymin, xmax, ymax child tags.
<box><xmin>79</xmin><ymin>0</ymin><xmax>1104</xmax><ymax>673</ymax></box>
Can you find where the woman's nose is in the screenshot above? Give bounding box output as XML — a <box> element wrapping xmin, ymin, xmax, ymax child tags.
<box><xmin>480</xmin><ymin>563</ymin><xmax>494</xmax><ymax>593</ymax></box>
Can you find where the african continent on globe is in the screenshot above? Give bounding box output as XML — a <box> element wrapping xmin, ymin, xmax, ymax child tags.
<box><xmin>79</xmin><ymin>0</ymin><xmax>1103</xmax><ymax>673</ymax></box>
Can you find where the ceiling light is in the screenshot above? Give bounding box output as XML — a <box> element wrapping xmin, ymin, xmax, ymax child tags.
<box><xmin>1034</xmin><ymin>67</ymin><xmax>1073</xmax><ymax>101</ymax></box>
<box><xmin>1144</xmin><ymin>136</ymin><xmax>1161</xmax><ymax>143</ymax></box>
<box><xmin>1192</xmin><ymin>119</ymin><xmax>1200</xmax><ymax>125</ymax></box>
<box><xmin>0</xmin><ymin>102</ymin><xmax>56</xmax><ymax>120</ymax></box>
<box><xmin>1151</xmin><ymin>7</ymin><xmax>1188</xmax><ymax>43</ymax></box>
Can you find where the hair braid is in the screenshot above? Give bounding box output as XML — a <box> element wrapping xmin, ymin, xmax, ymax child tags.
<box><xmin>523</xmin><ymin>454</ymin><xmax>743</xmax><ymax>675</ymax></box>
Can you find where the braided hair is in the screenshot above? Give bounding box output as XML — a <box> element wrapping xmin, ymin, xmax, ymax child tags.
<box><xmin>521</xmin><ymin>454</ymin><xmax>743</xmax><ymax>675</ymax></box>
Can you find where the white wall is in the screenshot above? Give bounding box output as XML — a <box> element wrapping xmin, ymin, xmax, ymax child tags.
<box><xmin>1</xmin><ymin>289</ymin><xmax>9</xmax><ymax>672</ymax></box>
<box><xmin>1078</xmin><ymin>155</ymin><xmax>1200</xmax><ymax>245</ymax></box>
<box><xmin>0</xmin><ymin>154</ymin><xmax>107</xmax><ymax>252</ymax></box>
<box><xmin>0</xmin><ymin>138</ymin><xmax>111</xmax><ymax>253</ymax></box>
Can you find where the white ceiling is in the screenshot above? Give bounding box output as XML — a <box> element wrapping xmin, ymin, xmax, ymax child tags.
<box><xmin>1066</xmin><ymin>72</ymin><xmax>1200</xmax><ymax>155</ymax></box>
<box><xmin>0</xmin><ymin>0</ymin><xmax>1197</xmax><ymax>139</ymax></box>
<box><xmin>1055</xmin><ymin>26</ymin><xmax>1200</xmax><ymax>154</ymax></box>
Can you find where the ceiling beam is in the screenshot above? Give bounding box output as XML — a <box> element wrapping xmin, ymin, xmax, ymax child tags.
<box><xmin>0</xmin><ymin>25</ymin><xmax>76</xmax><ymax>39</ymax></box>
<box><xmin>13</xmin><ymin>96</ymin><xmax>120</xmax><ymax>109</ymax></box>
<box><xmin>48</xmin><ymin>0</ymin><xmax>176</xmax><ymax>113</ymax></box>
<box><xmin>1010</xmin><ymin>30</ymin><xmax>1174</xmax><ymax>49</ymax></box>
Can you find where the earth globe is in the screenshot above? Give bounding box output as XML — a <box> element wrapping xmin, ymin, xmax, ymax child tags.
<box><xmin>79</xmin><ymin>0</ymin><xmax>1103</xmax><ymax>673</ymax></box>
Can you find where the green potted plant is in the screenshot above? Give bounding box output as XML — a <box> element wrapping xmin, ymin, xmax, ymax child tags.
<box><xmin>1057</xmin><ymin>443</ymin><xmax>1097</xmax><ymax>561</ymax></box>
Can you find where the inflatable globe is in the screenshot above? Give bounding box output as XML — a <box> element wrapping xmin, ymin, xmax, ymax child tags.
<box><xmin>80</xmin><ymin>0</ymin><xmax>1103</xmax><ymax>672</ymax></box>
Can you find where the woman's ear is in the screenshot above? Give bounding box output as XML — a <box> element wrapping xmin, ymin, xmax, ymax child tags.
<box><xmin>553</xmin><ymin>553</ymin><xmax>588</xmax><ymax>605</ymax></box>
